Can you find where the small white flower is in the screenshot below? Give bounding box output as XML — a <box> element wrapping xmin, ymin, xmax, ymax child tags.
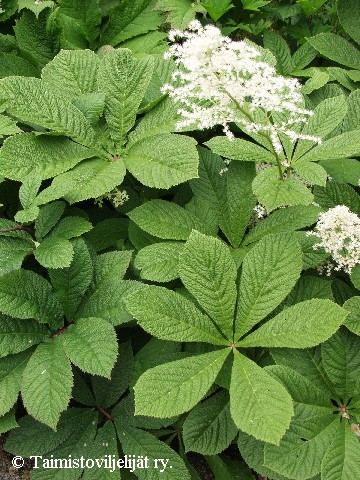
<box><xmin>309</xmin><ymin>205</ymin><xmax>360</xmax><ymax>274</ymax></box>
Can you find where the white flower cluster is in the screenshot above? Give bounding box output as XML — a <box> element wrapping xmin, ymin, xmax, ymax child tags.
<box><xmin>94</xmin><ymin>188</ymin><xmax>129</xmax><ymax>208</ymax></box>
<box><xmin>162</xmin><ymin>20</ymin><xmax>321</xmax><ymax>153</ymax></box>
<box><xmin>308</xmin><ymin>205</ymin><xmax>360</xmax><ymax>274</ymax></box>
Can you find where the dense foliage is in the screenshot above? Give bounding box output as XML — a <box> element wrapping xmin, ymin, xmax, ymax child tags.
<box><xmin>0</xmin><ymin>0</ymin><xmax>359</xmax><ymax>479</ymax></box>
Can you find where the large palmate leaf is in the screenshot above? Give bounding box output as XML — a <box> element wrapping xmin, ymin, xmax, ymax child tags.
<box><xmin>0</xmin><ymin>77</ymin><xmax>99</xmax><ymax>149</ymax></box>
<box><xmin>125</xmin><ymin>285</ymin><xmax>227</xmax><ymax>345</ymax></box>
<box><xmin>125</xmin><ymin>133</ymin><xmax>199</xmax><ymax>188</ymax></box>
<box><xmin>59</xmin><ymin>317</ymin><xmax>118</xmax><ymax>378</ymax></box>
<box><xmin>0</xmin><ymin>316</ymin><xmax>49</xmax><ymax>358</ymax></box>
<box><xmin>128</xmin><ymin>199</ymin><xmax>212</xmax><ymax>240</ymax></box>
<box><xmin>230</xmin><ymin>350</ymin><xmax>293</xmax><ymax>445</ymax></box>
<box><xmin>42</xmin><ymin>49</ymin><xmax>100</xmax><ymax>99</ymax></box>
<box><xmin>179</xmin><ymin>231</ymin><xmax>237</xmax><ymax>340</ymax></box>
<box><xmin>0</xmin><ymin>134</ymin><xmax>92</xmax><ymax>181</ymax></box>
<box><xmin>134</xmin><ymin>348</ymin><xmax>230</xmax><ymax>417</ymax></box>
<box><xmin>21</xmin><ymin>339</ymin><xmax>73</xmax><ymax>430</ymax></box>
<box><xmin>183</xmin><ymin>389</ymin><xmax>238</xmax><ymax>455</ymax></box>
<box><xmin>0</xmin><ymin>269</ymin><xmax>63</xmax><ymax>328</ymax></box>
<box><xmin>98</xmin><ymin>48</ymin><xmax>154</xmax><ymax>149</ymax></box>
<box><xmin>0</xmin><ymin>350</ymin><xmax>32</xmax><ymax>416</ymax></box>
<box><xmin>235</xmin><ymin>233</ymin><xmax>302</xmax><ymax>340</ymax></box>
<box><xmin>238</xmin><ymin>299</ymin><xmax>347</xmax><ymax>348</ymax></box>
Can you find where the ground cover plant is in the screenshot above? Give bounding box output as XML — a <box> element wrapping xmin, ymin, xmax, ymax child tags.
<box><xmin>0</xmin><ymin>0</ymin><xmax>360</xmax><ymax>479</ymax></box>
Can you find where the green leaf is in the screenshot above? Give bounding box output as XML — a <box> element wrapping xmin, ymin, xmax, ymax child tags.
<box><xmin>49</xmin><ymin>216</ymin><xmax>92</xmax><ymax>239</ymax></box>
<box><xmin>242</xmin><ymin>0</ymin><xmax>271</xmax><ymax>11</ymax></box>
<box><xmin>293</xmin><ymin>161</ymin><xmax>328</xmax><ymax>186</ymax></box>
<box><xmin>14</xmin><ymin>205</ymin><xmax>40</xmax><ymax>224</ymax></box>
<box><xmin>60</xmin><ymin>317</ymin><xmax>118</xmax><ymax>378</ymax></box>
<box><xmin>205</xmin><ymin>455</ymin><xmax>255</xmax><ymax>480</ymax></box>
<box><xmin>235</xmin><ymin>233</ymin><xmax>302</xmax><ymax>339</ymax></box>
<box><xmin>264</xmin><ymin>419</ymin><xmax>339</xmax><ymax>479</ymax></box>
<box><xmin>19</xmin><ymin>172</ymin><xmax>42</xmax><ymax>209</ymax></box>
<box><xmin>230</xmin><ymin>350</ymin><xmax>293</xmax><ymax>445</ymax></box>
<box><xmin>35</xmin><ymin>201</ymin><xmax>66</xmax><ymax>241</ymax></box>
<box><xmin>179</xmin><ymin>231</ymin><xmax>237</xmax><ymax>340</ymax></box>
<box><xmin>34</xmin><ymin>158</ymin><xmax>126</xmax><ymax>205</ymax></box>
<box><xmin>338</xmin><ymin>0</ymin><xmax>360</xmax><ymax>45</ymax></box>
<box><xmin>313</xmin><ymin>182</ymin><xmax>360</xmax><ymax>215</ymax></box>
<box><xmin>1</xmin><ymin>77</ymin><xmax>98</xmax><ymax>149</ymax></box>
<box><xmin>205</xmin><ymin>137</ymin><xmax>275</xmax><ymax>163</ymax></box>
<box><xmin>117</xmin><ymin>425</ymin><xmax>191</xmax><ymax>480</ymax></box>
<box><xmin>298</xmin><ymin>130</ymin><xmax>360</xmax><ymax>162</ymax></box>
<box><xmin>98</xmin><ymin>48</ymin><xmax>154</xmax><ymax>148</ymax></box>
<box><xmin>322</xmin><ymin>421</ymin><xmax>360</xmax><ymax>480</ymax></box>
<box><xmin>0</xmin><ymin>134</ymin><xmax>93</xmax><ymax>181</ymax></box>
<box><xmin>125</xmin><ymin>133</ymin><xmax>199</xmax><ymax>188</ymax></box>
<box><xmin>128</xmin><ymin>199</ymin><xmax>212</xmax><ymax>240</ymax></box>
<box><xmin>294</xmin><ymin>95</ymin><xmax>348</xmax><ymax>160</ymax></box>
<box><xmin>18</xmin><ymin>0</ymin><xmax>54</xmax><ymax>17</ymax></box>
<box><xmin>73</xmin><ymin>93</ymin><xmax>105</xmax><ymax>126</ymax></box>
<box><xmin>124</xmin><ymin>285</ymin><xmax>227</xmax><ymax>345</ymax></box>
<box><xmin>343</xmin><ymin>297</ymin><xmax>360</xmax><ymax>336</ymax></box>
<box><xmin>49</xmin><ymin>238</ymin><xmax>93</xmax><ymax>320</ymax></box>
<box><xmin>292</xmin><ymin>43</ymin><xmax>318</xmax><ymax>71</ymax></box>
<box><xmin>263</xmin><ymin>30</ymin><xmax>293</xmax><ymax>75</ymax></box>
<box><xmin>298</xmin><ymin>0</ymin><xmax>327</xmax><ymax>15</ymax></box>
<box><xmin>58</xmin><ymin>13</ymin><xmax>88</xmax><ymax>50</ymax></box>
<box><xmin>308</xmin><ymin>33</ymin><xmax>360</xmax><ymax>69</ymax></box>
<box><xmin>21</xmin><ymin>339</ymin><xmax>73</xmax><ymax>430</ymax></box>
<box><xmin>0</xmin><ymin>53</ymin><xmax>38</xmax><ymax>78</ymax></box>
<box><xmin>134</xmin><ymin>241</ymin><xmax>183</xmax><ymax>282</ymax></box>
<box><xmin>0</xmin><ymin>409</ymin><xmax>18</xmax><ymax>435</ymax></box>
<box><xmin>0</xmin><ymin>315</ymin><xmax>49</xmax><ymax>357</ymax></box>
<box><xmin>42</xmin><ymin>49</ymin><xmax>100</xmax><ymax>100</ymax></box>
<box><xmin>0</xmin><ymin>269</ymin><xmax>63</xmax><ymax>328</ymax></box>
<box><xmin>58</xmin><ymin>0</ymin><xmax>101</xmax><ymax>46</ymax></box>
<box><xmin>321</xmin><ymin>329</ymin><xmax>360</xmax><ymax>399</ymax></box>
<box><xmin>183</xmin><ymin>390</ymin><xmax>237</xmax><ymax>455</ymax></box>
<box><xmin>35</xmin><ymin>237</ymin><xmax>74</xmax><ymax>269</ymax></box>
<box><xmin>0</xmin><ymin>113</ymin><xmax>21</xmax><ymax>137</ymax></box>
<box><xmin>0</xmin><ymin>350</ymin><xmax>32</xmax><ymax>416</ymax></box>
<box><xmin>101</xmin><ymin>0</ymin><xmax>160</xmax><ymax>46</ymax></box>
<box><xmin>134</xmin><ymin>348</ymin><xmax>230</xmax><ymax>417</ymax></box>
<box><xmin>14</xmin><ymin>10</ymin><xmax>54</xmax><ymax>70</ymax></box>
<box><xmin>93</xmin><ymin>250</ymin><xmax>132</xmax><ymax>285</ymax></box>
<box><xmin>252</xmin><ymin>166</ymin><xmax>314</xmax><ymax>212</ymax></box>
<box><xmin>0</xmin><ymin>236</ymin><xmax>34</xmax><ymax>276</ymax></box>
<box><xmin>238</xmin><ymin>299</ymin><xmax>348</xmax><ymax>348</ymax></box>
<box><xmin>351</xmin><ymin>265</ymin><xmax>360</xmax><ymax>289</ymax></box>
<box><xmin>155</xmin><ymin>0</ymin><xmax>205</xmax><ymax>29</ymax></box>
<box><xmin>92</xmin><ymin>341</ymin><xmax>133</xmax><ymax>409</ymax></box>
<box><xmin>243</xmin><ymin>205</ymin><xmax>321</xmax><ymax>245</ymax></box>
<box><xmin>200</xmin><ymin>0</ymin><xmax>234</xmax><ymax>21</ymax></box>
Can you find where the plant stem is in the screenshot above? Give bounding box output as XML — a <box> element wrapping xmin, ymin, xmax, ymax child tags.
<box><xmin>96</xmin><ymin>405</ymin><xmax>114</xmax><ymax>422</ymax></box>
<box><xmin>0</xmin><ymin>225</ymin><xmax>33</xmax><ymax>233</ymax></box>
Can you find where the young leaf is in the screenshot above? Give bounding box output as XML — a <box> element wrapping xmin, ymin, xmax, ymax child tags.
<box><xmin>117</xmin><ymin>424</ymin><xmax>191</xmax><ymax>480</ymax></box>
<box><xmin>134</xmin><ymin>241</ymin><xmax>183</xmax><ymax>282</ymax></box>
<box><xmin>35</xmin><ymin>236</ymin><xmax>74</xmax><ymax>269</ymax></box>
<box><xmin>124</xmin><ymin>285</ymin><xmax>227</xmax><ymax>345</ymax></box>
<box><xmin>230</xmin><ymin>350</ymin><xmax>293</xmax><ymax>445</ymax></box>
<box><xmin>21</xmin><ymin>339</ymin><xmax>73</xmax><ymax>430</ymax></box>
<box><xmin>98</xmin><ymin>48</ymin><xmax>154</xmax><ymax>148</ymax></box>
<box><xmin>0</xmin><ymin>315</ymin><xmax>49</xmax><ymax>358</ymax></box>
<box><xmin>128</xmin><ymin>199</ymin><xmax>212</xmax><ymax>240</ymax></box>
<box><xmin>0</xmin><ymin>269</ymin><xmax>63</xmax><ymax>328</ymax></box>
<box><xmin>0</xmin><ymin>134</ymin><xmax>92</xmax><ymax>181</ymax></box>
<box><xmin>0</xmin><ymin>350</ymin><xmax>32</xmax><ymax>416</ymax></box>
<box><xmin>235</xmin><ymin>233</ymin><xmax>302</xmax><ymax>340</ymax></box>
<box><xmin>49</xmin><ymin>238</ymin><xmax>93</xmax><ymax>320</ymax></box>
<box><xmin>59</xmin><ymin>317</ymin><xmax>118</xmax><ymax>378</ymax></box>
<box><xmin>134</xmin><ymin>348</ymin><xmax>230</xmax><ymax>417</ymax></box>
<box><xmin>238</xmin><ymin>299</ymin><xmax>347</xmax><ymax>348</ymax></box>
<box><xmin>183</xmin><ymin>389</ymin><xmax>238</xmax><ymax>455</ymax></box>
<box><xmin>205</xmin><ymin>137</ymin><xmax>275</xmax><ymax>163</ymax></box>
<box><xmin>124</xmin><ymin>133</ymin><xmax>199</xmax><ymax>188</ymax></box>
<box><xmin>179</xmin><ymin>231</ymin><xmax>237</xmax><ymax>340</ymax></box>
<box><xmin>252</xmin><ymin>167</ymin><xmax>314</xmax><ymax>212</ymax></box>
